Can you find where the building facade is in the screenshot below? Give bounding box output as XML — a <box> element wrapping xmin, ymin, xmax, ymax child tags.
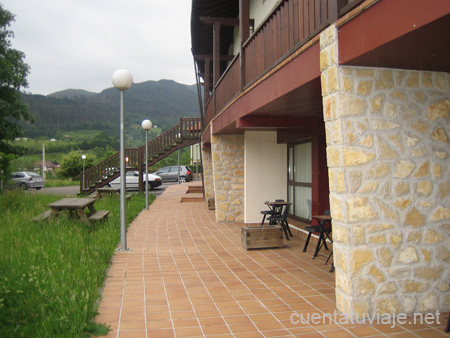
<box><xmin>191</xmin><ymin>0</ymin><xmax>450</xmax><ymax>317</ymax></box>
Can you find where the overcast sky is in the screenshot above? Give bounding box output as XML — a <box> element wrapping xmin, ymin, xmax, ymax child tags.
<box><xmin>1</xmin><ymin>0</ymin><xmax>196</xmax><ymax>95</ymax></box>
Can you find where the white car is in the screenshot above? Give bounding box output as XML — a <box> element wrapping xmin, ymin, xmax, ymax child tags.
<box><xmin>108</xmin><ymin>171</ymin><xmax>162</xmax><ymax>190</ymax></box>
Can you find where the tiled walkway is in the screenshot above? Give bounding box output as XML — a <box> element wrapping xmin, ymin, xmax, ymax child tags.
<box><xmin>96</xmin><ymin>183</ymin><xmax>450</xmax><ymax>338</ymax></box>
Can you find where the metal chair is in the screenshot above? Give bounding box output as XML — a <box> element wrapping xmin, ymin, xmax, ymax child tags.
<box><xmin>267</xmin><ymin>203</ymin><xmax>292</xmax><ymax>240</ymax></box>
<box><xmin>260</xmin><ymin>199</ymin><xmax>284</xmax><ymax>225</ymax></box>
<box><xmin>446</xmin><ymin>286</ymin><xmax>450</xmax><ymax>332</ymax></box>
<box><xmin>303</xmin><ymin>210</ymin><xmax>331</xmax><ymax>258</ymax></box>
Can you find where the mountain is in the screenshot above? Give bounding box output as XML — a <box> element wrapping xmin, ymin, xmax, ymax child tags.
<box><xmin>48</xmin><ymin>89</ymin><xmax>97</xmax><ymax>98</ymax></box>
<box><xmin>21</xmin><ymin>79</ymin><xmax>200</xmax><ymax>138</ymax></box>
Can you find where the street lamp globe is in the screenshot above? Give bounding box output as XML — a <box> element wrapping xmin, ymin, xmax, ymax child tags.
<box><xmin>112</xmin><ymin>69</ymin><xmax>133</xmax><ymax>91</ymax></box>
<box><xmin>141</xmin><ymin>119</ymin><xmax>152</xmax><ymax>130</ymax></box>
<box><xmin>81</xmin><ymin>154</ymin><xmax>86</xmax><ymax>160</ymax></box>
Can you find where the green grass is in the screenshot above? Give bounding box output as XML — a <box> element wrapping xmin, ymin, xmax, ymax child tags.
<box><xmin>66</xmin><ymin>130</ymin><xmax>102</xmax><ymax>138</ymax></box>
<box><xmin>44</xmin><ymin>178</ymin><xmax>79</xmax><ymax>188</ymax></box>
<box><xmin>0</xmin><ymin>190</ymin><xmax>154</xmax><ymax>337</ymax></box>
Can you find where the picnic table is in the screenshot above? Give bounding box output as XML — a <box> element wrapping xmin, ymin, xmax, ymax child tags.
<box><xmin>46</xmin><ymin>197</ymin><xmax>109</xmax><ymax>223</ymax></box>
<box><xmin>96</xmin><ymin>186</ymin><xmax>120</xmax><ymax>198</ymax></box>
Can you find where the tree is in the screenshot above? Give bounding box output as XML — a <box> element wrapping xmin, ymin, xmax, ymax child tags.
<box><xmin>60</xmin><ymin>151</ymin><xmax>96</xmax><ymax>178</ymax></box>
<box><xmin>0</xmin><ymin>5</ymin><xmax>33</xmax><ymax>181</ymax></box>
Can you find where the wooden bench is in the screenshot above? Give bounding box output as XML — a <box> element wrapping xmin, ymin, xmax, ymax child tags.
<box><xmin>88</xmin><ymin>210</ymin><xmax>110</xmax><ymax>222</ymax></box>
<box><xmin>33</xmin><ymin>209</ymin><xmax>52</xmax><ymax>222</ymax></box>
<box><xmin>95</xmin><ymin>187</ymin><xmax>120</xmax><ymax>199</ymax></box>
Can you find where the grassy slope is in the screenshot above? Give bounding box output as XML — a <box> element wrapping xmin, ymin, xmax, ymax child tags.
<box><xmin>0</xmin><ymin>190</ymin><xmax>153</xmax><ymax>337</ymax></box>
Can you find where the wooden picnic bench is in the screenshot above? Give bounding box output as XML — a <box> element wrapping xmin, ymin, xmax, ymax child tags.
<box><xmin>89</xmin><ymin>209</ymin><xmax>110</xmax><ymax>221</ymax></box>
<box><xmin>33</xmin><ymin>197</ymin><xmax>109</xmax><ymax>224</ymax></box>
<box><xmin>95</xmin><ymin>186</ymin><xmax>120</xmax><ymax>199</ymax></box>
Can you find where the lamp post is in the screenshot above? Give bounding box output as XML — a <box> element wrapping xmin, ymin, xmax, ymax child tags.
<box><xmin>81</xmin><ymin>154</ymin><xmax>86</xmax><ymax>190</ymax></box>
<box><xmin>176</xmin><ymin>133</ymin><xmax>181</xmax><ymax>183</ymax></box>
<box><xmin>141</xmin><ymin>119</ymin><xmax>152</xmax><ymax>210</ymax></box>
<box><xmin>112</xmin><ymin>69</ymin><xmax>133</xmax><ymax>251</ymax></box>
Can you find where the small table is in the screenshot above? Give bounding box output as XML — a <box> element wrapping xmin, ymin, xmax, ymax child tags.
<box><xmin>312</xmin><ymin>215</ymin><xmax>334</xmax><ymax>272</ymax></box>
<box><xmin>264</xmin><ymin>201</ymin><xmax>289</xmax><ymax>222</ymax></box>
<box><xmin>48</xmin><ymin>198</ymin><xmax>97</xmax><ymax>224</ymax></box>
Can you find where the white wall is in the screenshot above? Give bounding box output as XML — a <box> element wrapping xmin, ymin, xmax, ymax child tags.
<box><xmin>250</xmin><ymin>0</ymin><xmax>279</xmax><ymax>29</ymax></box>
<box><xmin>231</xmin><ymin>0</ymin><xmax>280</xmax><ymax>56</ymax></box>
<box><xmin>244</xmin><ymin>131</ymin><xmax>287</xmax><ymax>223</ymax></box>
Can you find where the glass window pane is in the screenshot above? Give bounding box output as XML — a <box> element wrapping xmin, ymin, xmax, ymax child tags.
<box><xmin>288</xmin><ymin>185</ymin><xmax>294</xmax><ymax>213</ymax></box>
<box><xmin>294</xmin><ymin>143</ymin><xmax>311</xmax><ymax>183</ymax></box>
<box><xmin>289</xmin><ymin>147</ymin><xmax>294</xmax><ymax>181</ymax></box>
<box><xmin>294</xmin><ymin>186</ymin><xmax>312</xmax><ymax>220</ymax></box>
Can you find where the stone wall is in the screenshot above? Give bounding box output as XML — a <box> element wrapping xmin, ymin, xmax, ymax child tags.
<box><xmin>201</xmin><ymin>147</ymin><xmax>214</xmax><ymax>199</ymax></box>
<box><xmin>321</xmin><ymin>25</ymin><xmax>450</xmax><ymax>316</ymax></box>
<box><xmin>211</xmin><ymin>134</ymin><xmax>245</xmax><ymax>222</ymax></box>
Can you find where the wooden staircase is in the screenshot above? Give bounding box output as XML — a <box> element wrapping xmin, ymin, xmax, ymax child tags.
<box><xmin>80</xmin><ymin>117</ymin><xmax>202</xmax><ymax>194</ymax></box>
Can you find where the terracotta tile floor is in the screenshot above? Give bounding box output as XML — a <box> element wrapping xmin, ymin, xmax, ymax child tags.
<box><xmin>96</xmin><ymin>183</ymin><xmax>450</xmax><ymax>337</ymax></box>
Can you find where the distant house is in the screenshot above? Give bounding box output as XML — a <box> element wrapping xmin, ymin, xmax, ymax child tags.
<box><xmin>34</xmin><ymin>161</ymin><xmax>59</xmax><ymax>172</ymax></box>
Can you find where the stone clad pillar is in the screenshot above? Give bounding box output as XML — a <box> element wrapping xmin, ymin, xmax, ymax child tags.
<box><xmin>211</xmin><ymin>134</ymin><xmax>245</xmax><ymax>222</ymax></box>
<box><xmin>201</xmin><ymin>148</ymin><xmax>214</xmax><ymax>199</ymax></box>
<box><xmin>320</xmin><ymin>25</ymin><xmax>450</xmax><ymax>317</ymax></box>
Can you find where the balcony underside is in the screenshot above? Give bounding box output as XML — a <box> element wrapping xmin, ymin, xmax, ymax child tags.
<box><xmin>339</xmin><ymin>4</ymin><xmax>450</xmax><ymax>73</ymax></box>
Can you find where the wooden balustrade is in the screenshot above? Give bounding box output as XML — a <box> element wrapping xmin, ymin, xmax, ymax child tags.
<box><xmin>215</xmin><ymin>56</ymin><xmax>240</xmax><ymax>115</ymax></box>
<box><xmin>202</xmin><ymin>0</ymin><xmax>364</xmax><ymax>126</ymax></box>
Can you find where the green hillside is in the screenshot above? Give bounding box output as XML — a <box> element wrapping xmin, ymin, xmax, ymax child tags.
<box><xmin>21</xmin><ymin>79</ymin><xmax>200</xmax><ymax>138</ymax></box>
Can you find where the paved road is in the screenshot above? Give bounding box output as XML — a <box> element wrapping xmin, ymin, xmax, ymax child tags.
<box><xmin>25</xmin><ymin>184</ymin><xmax>172</xmax><ymax>196</ymax></box>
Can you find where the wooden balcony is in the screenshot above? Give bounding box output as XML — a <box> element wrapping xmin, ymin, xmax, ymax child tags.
<box><xmin>199</xmin><ymin>0</ymin><xmax>364</xmax><ymax>131</ymax></box>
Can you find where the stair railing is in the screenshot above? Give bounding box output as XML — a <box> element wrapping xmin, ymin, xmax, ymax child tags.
<box><xmin>80</xmin><ymin>117</ymin><xmax>202</xmax><ymax>194</ymax></box>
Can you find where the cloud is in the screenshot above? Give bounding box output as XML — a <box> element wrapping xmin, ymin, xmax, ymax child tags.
<box><xmin>1</xmin><ymin>0</ymin><xmax>196</xmax><ymax>95</ymax></box>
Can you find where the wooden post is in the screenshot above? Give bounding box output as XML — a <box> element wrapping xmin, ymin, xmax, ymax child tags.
<box><xmin>204</xmin><ymin>58</ymin><xmax>211</xmax><ymax>106</ymax></box>
<box><xmin>239</xmin><ymin>0</ymin><xmax>250</xmax><ymax>90</ymax></box>
<box><xmin>213</xmin><ymin>22</ymin><xmax>221</xmax><ymax>87</ymax></box>
<box><xmin>138</xmin><ymin>145</ymin><xmax>144</xmax><ymax>192</ymax></box>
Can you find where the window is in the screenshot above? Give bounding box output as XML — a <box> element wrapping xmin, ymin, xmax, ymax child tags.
<box><xmin>288</xmin><ymin>141</ymin><xmax>312</xmax><ymax>221</ymax></box>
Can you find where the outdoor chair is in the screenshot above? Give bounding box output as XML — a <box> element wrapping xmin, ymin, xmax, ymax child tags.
<box><xmin>260</xmin><ymin>199</ymin><xmax>284</xmax><ymax>225</ymax></box>
<box><xmin>303</xmin><ymin>210</ymin><xmax>331</xmax><ymax>258</ymax></box>
<box><xmin>267</xmin><ymin>203</ymin><xmax>292</xmax><ymax>240</ymax></box>
<box><xmin>446</xmin><ymin>284</ymin><xmax>450</xmax><ymax>332</ymax></box>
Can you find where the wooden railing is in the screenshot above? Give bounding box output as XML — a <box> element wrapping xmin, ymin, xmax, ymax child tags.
<box><xmin>215</xmin><ymin>55</ymin><xmax>241</xmax><ymax>116</ymax></box>
<box><xmin>203</xmin><ymin>0</ymin><xmax>364</xmax><ymax>125</ymax></box>
<box><xmin>144</xmin><ymin>117</ymin><xmax>202</xmax><ymax>160</ymax></box>
<box><xmin>243</xmin><ymin>0</ymin><xmax>332</xmax><ymax>86</ymax></box>
<box><xmin>80</xmin><ymin>118</ymin><xmax>202</xmax><ymax>194</ymax></box>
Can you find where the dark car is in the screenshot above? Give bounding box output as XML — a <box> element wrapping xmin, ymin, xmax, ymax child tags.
<box><xmin>9</xmin><ymin>171</ymin><xmax>45</xmax><ymax>190</ymax></box>
<box><xmin>153</xmin><ymin>166</ymin><xmax>193</xmax><ymax>183</ymax></box>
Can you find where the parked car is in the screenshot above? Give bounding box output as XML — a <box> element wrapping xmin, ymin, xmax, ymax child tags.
<box><xmin>102</xmin><ymin>167</ymin><xmax>118</xmax><ymax>176</ymax></box>
<box><xmin>9</xmin><ymin>171</ymin><xmax>45</xmax><ymax>190</ymax></box>
<box><xmin>153</xmin><ymin>166</ymin><xmax>193</xmax><ymax>183</ymax></box>
<box><xmin>108</xmin><ymin>171</ymin><xmax>162</xmax><ymax>190</ymax></box>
